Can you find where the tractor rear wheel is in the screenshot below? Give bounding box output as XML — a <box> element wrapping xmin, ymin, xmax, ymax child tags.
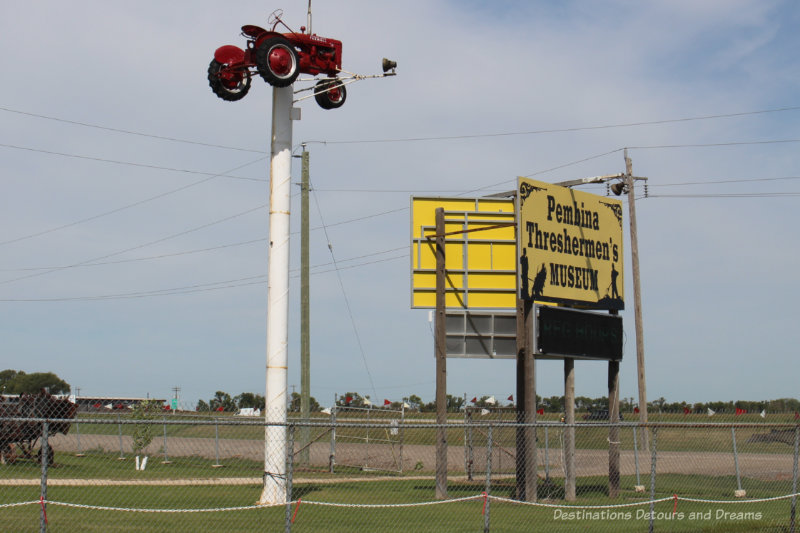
<box><xmin>314</xmin><ymin>78</ymin><xmax>347</xmax><ymax>110</ymax></box>
<box><xmin>255</xmin><ymin>37</ymin><xmax>300</xmax><ymax>87</ymax></box>
<box><xmin>207</xmin><ymin>59</ymin><xmax>251</xmax><ymax>101</ymax></box>
<box><xmin>36</xmin><ymin>446</ymin><xmax>54</xmax><ymax>466</ymax></box>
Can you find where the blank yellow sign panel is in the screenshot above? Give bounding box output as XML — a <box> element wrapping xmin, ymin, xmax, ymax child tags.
<box><xmin>411</xmin><ymin>196</ymin><xmax>516</xmax><ymax>309</ymax></box>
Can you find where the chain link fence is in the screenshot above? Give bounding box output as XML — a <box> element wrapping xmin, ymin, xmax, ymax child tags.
<box><xmin>2</xmin><ymin>395</ymin><xmax>799</xmax><ymax>532</ymax></box>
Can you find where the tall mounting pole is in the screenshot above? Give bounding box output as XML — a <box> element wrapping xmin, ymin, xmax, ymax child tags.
<box><xmin>259</xmin><ymin>84</ymin><xmax>296</xmax><ymax>506</ymax></box>
<box><xmin>434</xmin><ymin>208</ymin><xmax>448</xmax><ymax>499</ymax></box>
<box><xmin>625</xmin><ymin>149</ymin><xmax>649</xmax><ymax>452</ymax></box>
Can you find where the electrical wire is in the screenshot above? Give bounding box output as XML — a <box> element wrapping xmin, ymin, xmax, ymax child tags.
<box><xmin>0</xmin><ymin>155</ymin><xmax>267</xmax><ymax>247</ymax></box>
<box><xmin>302</xmin><ymin>105</ymin><xmax>800</xmax><ymax>145</ymax></box>
<box><xmin>0</xmin><ymin>142</ymin><xmax>265</xmax><ymax>182</ymax></box>
<box><xmin>648</xmin><ymin>192</ymin><xmax>800</xmax><ymax>198</ymax></box>
<box><xmin>0</xmin><ymin>106</ymin><xmax>263</xmax><ymax>153</ymax></box>
<box><xmin>627</xmin><ymin>139</ymin><xmax>800</xmax><ymax>150</ymax></box>
<box><xmin>310</xmin><ymin>184</ymin><xmax>378</xmax><ymax>401</ymax></box>
<box><xmin>647</xmin><ymin>176</ymin><xmax>800</xmax><ymax>187</ymax></box>
<box><xmin>0</xmin><ymin>250</ymin><xmax>409</xmax><ymax>301</ymax></box>
<box><xmin>0</xmin><ymin>204</ymin><xmax>267</xmax><ymax>286</ymax></box>
<box><xmin>4</xmin><ymin>103</ymin><xmax>799</xmax><ymax>148</ymax></box>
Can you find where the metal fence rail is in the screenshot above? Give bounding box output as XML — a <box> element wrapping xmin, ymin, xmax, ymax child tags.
<box><xmin>1</xmin><ymin>411</ymin><xmax>798</xmax><ymax>532</ymax></box>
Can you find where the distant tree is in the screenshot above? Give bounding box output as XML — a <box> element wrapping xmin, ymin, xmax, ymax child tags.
<box><xmin>209</xmin><ymin>391</ymin><xmax>236</xmax><ymax>412</ymax></box>
<box><xmin>196</xmin><ymin>399</ymin><xmax>211</xmax><ymax>412</ymax></box>
<box><xmin>541</xmin><ymin>395</ymin><xmax>564</xmax><ymax>412</ymax></box>
<box><xmin>235</xmin><ymin>392</ymin><xmax>265</xmax><ymax>410</ymax></box>
<box><xmin>446</xmin><ymin>394</ymin><xmax>465</xmax><ymax>412</ymax></box>
<box><xmin>0</xmin><ymin>369</ymin><xmax>20</xmax><ymax>392</ymax></box>
<box><xmin>288</xmin><ymin>392</ymin><xmax>320</xmax><ymax>413</ymax></box>
<box><xmin>336</xmin><ymin>392</ymin><xmax>369</xmax><ymax>408</ymax></box>
<box><xmin>0</xmin><ymin>369</ymin><xmax>70</xmax><ymax>395</ymax></box>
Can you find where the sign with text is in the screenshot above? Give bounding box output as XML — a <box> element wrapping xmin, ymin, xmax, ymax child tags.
<box><xmin>517</xmin><ymin>178</ymin><xmax>624</xmax><ymax>310</ymax></box>
<box><xmin>536</xmin><ymin>305</ymin><xmax>622</xmax><ymax>361</ymax></box>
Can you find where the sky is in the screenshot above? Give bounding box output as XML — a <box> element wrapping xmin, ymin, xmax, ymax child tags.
<box><xmin>0</xmin><ymin>1</ymin><xmax>798</xmax><ymax>409</ymax></box>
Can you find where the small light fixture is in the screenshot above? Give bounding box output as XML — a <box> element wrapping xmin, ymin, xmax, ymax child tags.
<box><xmin>382</xmin><ymin>58</ymin><xmax>397</xmax><ymax>74</ymax></box>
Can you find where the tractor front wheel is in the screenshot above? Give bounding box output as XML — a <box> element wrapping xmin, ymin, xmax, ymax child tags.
<box><xmin>207</xmin><ymin>59</ymin><xmax>251</xmax><ymax>102</ymax></box>
<box><xmin>314</xmin><ymin>78</ymin><xmax>347</xmax><ymax>110</ymax></box>
<box><xmin>0</xmin><ymin>444</ymin><xmax>16</xmax><ymax>465</ymax></box>
<box><xmin>255</xmin><ymin>37</ymin><xmax>300</xmax><ymax>87</ymax></box>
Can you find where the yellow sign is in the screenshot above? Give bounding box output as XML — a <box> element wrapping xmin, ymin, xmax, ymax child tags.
<box><xmin>411</xmin><ymin>197</ymin><xmax>516</xmax><ymax>309</ymax></box>
<box><xmin>517</xmin><ymin>178</ymin><xmax>624</xmax><ymax>310</ymax></box>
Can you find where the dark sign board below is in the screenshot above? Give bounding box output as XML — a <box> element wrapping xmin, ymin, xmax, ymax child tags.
<box><xmin>536</xmin><ymin>306</ymin><xmax>622</xmax><ymax>361</ymax></box>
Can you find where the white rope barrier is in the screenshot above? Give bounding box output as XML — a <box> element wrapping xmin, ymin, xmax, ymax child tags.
<box><xmin>5</xmin><ymin>491</ymin><xmax>796</xmax><ymax>515</ymax></box>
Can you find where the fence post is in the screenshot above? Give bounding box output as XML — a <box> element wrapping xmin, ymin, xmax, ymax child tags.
<box><xmin>633</xmin><ymin>426</ymin><xmax>642</xmax><ymax>489</ymax></box>
<box><xmin>74</xmin><ymin>417</ymin><xmax>84</xmax><ymax>457</ymax></box>
<box><xmin>466</xmin><ymin>409</ymin><xmax>474</xmax><ymax>481</ymax></box>
<box><xmin>329</xmin><ymin>407</ymin><xmax>336</xmax><ymax>474</ymax></box>
<box><xmin>162</xmin><ymin>416</ymin><xmax>170</xmax><ymax>464</ymax></box>
<box><xmin>648</xmin><ymin>427</ymin><xmax>658</xmax><ymax>533</ymax></box>
<box><xmin>791</xmin><ymin>426</ymin><xmax>798</xmax><ymax>533</ymax></box>
<box><xmin>544</xmin><ymin>426</ymin><xmax>550</xmax><ymax>484</ymax></box>
<box><xmin>40</xmin><ymin>420</ymin><xmax>49</xmax><ymax>533</ymax></box>
<box><xmin>285</xmin><ymin>423</ymin><xmax>296</xmax><ymax>533</ymax></box>
<box><xmin>732</xmin><ymin>426</ymin><xmax>744</xmax><ymax>496</ymax></box>
<box><xmin>213</xmin><ymin>418</ymin><xmax>222</xmax><ymax>467</ymax></box>
<box><xmin>117</xmin><ymin>414</ymin><xmax>125</xmax><ymax>460</ymax></box>
<box><xmin>484</xmin><ymin>424</ymin><xmax>493</xmax><ymax>533</ymax></box>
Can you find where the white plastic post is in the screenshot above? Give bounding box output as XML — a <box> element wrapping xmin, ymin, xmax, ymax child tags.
<box><xmin>259</xmin><ymin>84</ymin><xmax>295</xmax><ymax>505</ymax></box>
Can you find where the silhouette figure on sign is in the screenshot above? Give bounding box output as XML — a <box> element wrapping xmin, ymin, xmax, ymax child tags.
<box><xmin>532</xmin><ymin>263</ymin><xmax>547</xmax><ymax>300</ymax></box>
<box><xmin>610</xmin><ymin>263</ymin><xmax>619</xmax><ymax>299</ymax></box>
<box><xmin>519</xmin><ymin>248</ymin><xmax>530</xmax><ymax>300</ymax></box>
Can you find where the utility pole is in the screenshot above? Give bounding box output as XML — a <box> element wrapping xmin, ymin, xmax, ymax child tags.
<box><xmin>300</xmin><ymin>146</ymin><xmax>311</xmax><ymax>465</ymax></box>
<box><xmin>625</xmin><ymin>149</ymin><xmax>649</xmax><ymax>452</ymax></box>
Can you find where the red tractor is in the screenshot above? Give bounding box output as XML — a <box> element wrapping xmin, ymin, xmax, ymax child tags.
<box><xmin>208</xmin><ymin>10</ymin><xmax>346</xmax><ymax>109</ymax></box>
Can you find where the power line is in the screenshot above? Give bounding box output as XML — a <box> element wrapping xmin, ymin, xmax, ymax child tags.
<box><xmin>0</xmin><ymin>143</ymin><xmax>266</xmax><ymax>182</ymax></box>
<box><xmin>0</xmin><ymin>250</ymin><xmax>410</xmax><ymax>301</ymax></box>
<box><xmin>0</xmin><ymin>156</ymin><xmax>267</xmax><ymax>247</ymax></box>
<box><xmin>648</xmin><ymin>192</ymin><xmax>800</xmax><ymax>198</ymax></box>
<box><xmin>0</xmin><ymin>106</ymin><xmax>263</xmax><ymax>153</ymax></box>
<box><xmin>303</xmin><ymin>106</ymin><xmax>800</xmax><ymax>145</ymax></box>
<box><xmin>627</xmin><ymin>139</ymin><xmax>800</xmax><ymax>150</ymax></box>
<box><xmin>648</xmin><ymin>176</ymin><xmax>800</xmax><ymax>187</ymax></box>
<box><xmin>311</xmin><ymin>184</ymin><xmax>378</xmax><ymax>400</ymax></box>
<box><xmin>4</xmin><ymin>103</ymin><xmax>798</xmax><ymax>149</ymax></box>
<box><xmin>0</xmin><ymin>204</ymin><xmax>267</xmax><ymax>286</ymax></box>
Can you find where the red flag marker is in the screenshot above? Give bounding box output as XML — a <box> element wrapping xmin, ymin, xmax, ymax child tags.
<box><xmin>384</xmin><ymin>399</ymin><xmax>391</xmax><ymax>406</ymax></box>
<box><xmin>291</xmin><ymin>498</ymin><xmax>302</xmax><ymax>524</ymax></box>
<box><xmin>507</xmin><ymin>395</ymin><xmax>514</xmax><ymax>402</ymax></box>
<box><xmin>536</xmin><ymin>408</ymin><xmax>544</xmax><ymax>415</ymax></box>
<box><xmin>345</xmin><ymin>395</ymin><xmax>353</xmax><ymax>405</ymax></box>
<box><xmin>683</xmin><ymin>407</ymin><xmax>690</xmax><ymax>415</ymax></box>
<box><xmin>634</xmin><ymin>407</ymin><xmax>639</xmax><ymax>414</ymax></box>
<box><xmin>470</xmin><ymin>397</ymin><xmax>477</xmax><ymax>404</ymax></box>
<box><xmin>40</xmin><ymin>496</ymin><xmax>48</xmax><ymax>525</ymax></box>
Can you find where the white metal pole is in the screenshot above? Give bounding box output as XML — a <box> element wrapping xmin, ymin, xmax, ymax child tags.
<box><xmin>259</xmin><ymin>84</ymin><xmax>295</xmax><ymax>505</ymax></box>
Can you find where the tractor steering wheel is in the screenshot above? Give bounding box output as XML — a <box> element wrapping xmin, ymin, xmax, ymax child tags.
<box><xmin>268</xmin><ymin>9</ymin><xmax>284</xmax><ymax>31</ymax></box>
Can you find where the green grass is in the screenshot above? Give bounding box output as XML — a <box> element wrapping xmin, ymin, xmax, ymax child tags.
<box><xmin>1</xmin><ymin>475</ymin><xmax>795</xmax><ymax>532</ymax></box>
<box><xmin>0</xmin><ymin>450</ymin><xmax>263</xmax><ymax>480</ymax></box>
